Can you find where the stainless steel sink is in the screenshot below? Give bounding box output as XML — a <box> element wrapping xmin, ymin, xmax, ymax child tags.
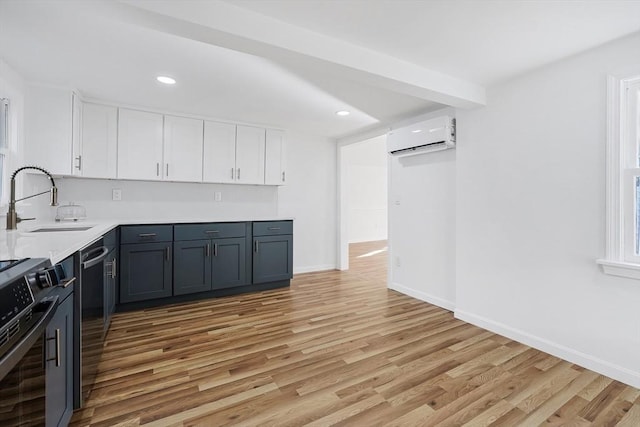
<box><xmin>29</xmin><ymin>226</ymin><xmax>94</xmax><ymax>232</ymax></box>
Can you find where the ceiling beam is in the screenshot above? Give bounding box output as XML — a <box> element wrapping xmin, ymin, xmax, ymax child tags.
<box><xmin>97</xmin><ymin>0</ymin><xmax>486</xmax><ymax>109</ymax></box>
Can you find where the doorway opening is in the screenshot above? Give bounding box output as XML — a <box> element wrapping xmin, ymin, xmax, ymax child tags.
<box><xmin>338</xmin><ymin>135</ymin><xmax>388</xmax><ymax>274</ymax></box>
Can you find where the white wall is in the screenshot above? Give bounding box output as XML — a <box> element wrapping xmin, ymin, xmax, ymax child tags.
<box><xmin>342</xmin><ymin>136</ymin><xmax>387</xmax><ymax>243</ymax></box>
<box><xmin>278</xmin><ymin>131</ymin><xmax>337</xmax><ymax>273</ymax></box>
<box><xmin>456</xmin><ymin>32</ymin><xmax>640</xmax><ymax>388</ymax></box>
<box><xmin>0</xmin><ymin>59</ymin><xmax>27</xmax><ymax>204</ymax></box>
<box><xmin>388</xmin><ymin>109</ymin><xmax>457</xmax><ymax>310</ymax></box>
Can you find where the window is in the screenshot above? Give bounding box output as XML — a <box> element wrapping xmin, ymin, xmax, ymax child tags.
<box><xmin>598</xmin><ymin>73</ymin><xmax>640</xmax><ymax>279</ymax></box>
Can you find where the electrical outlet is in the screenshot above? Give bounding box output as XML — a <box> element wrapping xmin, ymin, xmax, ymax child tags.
<box><xmin>112</xmin><ymin>189</ymin><xmax>122</xmax><ymax>201</ymax></box>
<box><xmin>395</xmin><ymin>256</ymin><xmax>401</xmax><ymax>267</ymax></box>
<box><xmin>214</xmin><ymin>191</ymin><xmax>222</xmax><ymax>202</ymax></box>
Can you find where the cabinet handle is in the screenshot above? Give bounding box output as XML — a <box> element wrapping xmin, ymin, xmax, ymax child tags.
<box><xmin>112</xmin><ymin>258</ymin><xmax>117</xmax><ymax>279</ymax></box>
<box><xmin>60</xmin><ymin>276</ymin><xmax>76</xmax><ymax>288</ymax></box>
<box><xmin>282</xmin><ymin>171</ymin><xmax>285</xmax><ymax>182</ymax></box>
<box><xmin>231</xmin><ymin>168</ymin><xmax>234</xmax><ymax>180</ymax></box>
<box><xmin>46</xmin><ymin>329</ymin><xmax>61</xmax><ymax>367</ymax></box>
<box><xmin>268</xmin><ymin>227</ymin><xmax>281</xmax><ymax>231</ymax></box>
<box><xmin>165</xmin><ymin>246</ymin><xmax>171</xmax><ymax>261</ymax></box>
<box><xmin>205</xmin><ymin>243</ymin><xmax>210</xmax><ymax>257</ymax></box>
<box><xmin>166</xmin><ymin>163</ymin><xmax>169</xmax><ymax>177</ymax></box>
<box><xmin>205</xmin><ymin>230</ymin><xmax>219</xmax><ymax>234</ymax></box>
<box><xmin>254</xmin><ymin>240</ymin><xmax>259</xmax><ymax>253</ymax></box>
<box><xmin>138</xmin><ymin>233</ymin><xmax>157</xmax><ymax>238</ymax></box>
<box><xmin>156</xmin><ymin>163</ymin><xmax>160</xmax><ymax>177</ymax></box>
<box><xmin>75</xmin><ymin>156</ymin><xmax>82</xmax><ymax>171</ymax></box>
<box><xmin>237</xmin><ymin>168</ymin><xmax>241</xmax><ymax>180</ymax></box>
<box><xmin>214</xmin><ymin>243</ymin><xmax>218</xmax><ymax>257</ymax></box>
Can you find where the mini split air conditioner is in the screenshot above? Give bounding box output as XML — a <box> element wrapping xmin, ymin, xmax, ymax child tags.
<box><xmin>387</xmin><ymin>116</ymin><xmax>456</xmax><ymax>157</ymax></box>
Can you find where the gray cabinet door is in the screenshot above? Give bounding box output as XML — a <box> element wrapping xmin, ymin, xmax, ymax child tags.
<box><xmin>252</xmin><ymin>235</ymin><xmax>293</xmax><ymax>284</ymax></box>
<box><xmin>46</xmin><ymin>294</ymin><xmax>74</xmax><ymax>427</ymax></box>
<box><xmin>174</xmin><ymin>239</ymin><xmax>212</xmax><ymax>295</ymax></box>
<box><xmin>212</xmin><ymin>237</ymin><xmax>246</xmax><ymax>289</ymax></box>
<box><xmin>120</xmin><ymin>242</ymin><xmax>172</xmax><ymax>303</ymax></box>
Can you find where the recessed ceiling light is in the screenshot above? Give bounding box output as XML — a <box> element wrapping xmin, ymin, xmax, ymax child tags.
<box><xmin>157</xmin><ymin>76</ymin><xmax>176</xmax><ymax>85</ymax></box>
<box><xmin>335</xmin><ymin>110</ymin><xmax>350</xmax><ymax>116</ymax></box>
<box><xmin>411</xmin><ymin>129</ymin><xmax>422</xmax><ymax>133</ymax></box>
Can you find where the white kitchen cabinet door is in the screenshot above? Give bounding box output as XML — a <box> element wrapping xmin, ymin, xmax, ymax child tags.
<box><xmin>24</xmin><ymin>85</ymin><xmax>74</xmax><ymax>175</ymax></box>
<box><xmin>79</xmin><ymin>103</ymin><xmax>117</xmax><ymax>179</ymax></box>
<box><xmin>235</xmin><ymin>125</ymin><xmax>265</xmax><ymax>185</ymax></box>
<box><xmin>71</xmin><ymin>93</ymin><xmax>82</xmax><ymax>176</ymax></box>
<box><xmin>264</xmin><ymin>129</ymin><xmax>286</xmax><ymax>185</ymax></box>
<box><xmin>117</xmin><ymin>109</ymin><xmax>163</xmax><ymax>181</ymax></box>
<box><xmin>203</xmin><ymin>121</ymin><xmax>236</xmax><ymax>183</ymax></box>
<box><xmin>163</xmin><ymin>115</ymin><xmax>204</xmax><ymax>182</ymax></box>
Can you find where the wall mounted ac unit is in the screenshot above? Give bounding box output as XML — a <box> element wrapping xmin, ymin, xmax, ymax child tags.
<box><xmin>387</xmin><ymin>116</ymin><xmax>456</xmax><ymax>157</ymax></box>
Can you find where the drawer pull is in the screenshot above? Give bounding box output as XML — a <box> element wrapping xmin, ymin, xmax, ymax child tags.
<box><xmin>139</xmin><ymin>233</ymin><xmax>157</xmax><ymax>238</ymax></box>
<box><xmin>268</xmin><ymin>227</ymin><xmax>281</xmax><ymax>231</ymax></box>
<box><xmin>205</xmin><ymin>230</ymin><xmax>220</xmax><ymax>234</ymax></box>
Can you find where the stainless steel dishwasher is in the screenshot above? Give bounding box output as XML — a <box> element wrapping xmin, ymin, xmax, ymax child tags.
<box><xmin>75</xmin><ymin>238</ymin><xmax>110</xmax><ymax>408</ymax></box>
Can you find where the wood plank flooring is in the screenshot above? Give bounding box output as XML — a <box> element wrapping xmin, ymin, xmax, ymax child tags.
<box><xmin>71</xmin><ymin>240</ymin><xmax>640</xmax><ymax>426</ymax></box>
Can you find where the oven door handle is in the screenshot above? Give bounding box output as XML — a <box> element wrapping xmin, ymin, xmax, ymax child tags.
<box><xmin>0</xmin><ymin>296</ymin><xmax>59</xmax><ymax>381</ymax></box>
<box><xmin>81</xmin><ymin>246</ymin><xmax>109</xmax><ymax>269</ymax></box>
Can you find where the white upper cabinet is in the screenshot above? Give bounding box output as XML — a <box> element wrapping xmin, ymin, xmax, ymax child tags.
<box><xmin>117</xmin><ymin>109</ymin><xmax>163</xmax><ymax>181</ymax></box>
<box><xmin>203</xmin><ymin>121</ymin><xmax>236</xmax><ymax>184</ymax></box>
<box><xmin>265</xmin><ymin>129</ymin><xmax>286</xmax><ymax>185</ymax></box>
<box><xmin>163</xmin><ymin>115</ymin><xmax>204</xmax><ymax>182</ymax></box>
<box><xmin>78</xmin><ymin>103</ymin><xmax>118</xmax><ymax>179</ymax></box>
<box><xmin>235</xmin><ymin>125</ymin><xmax>265</xmax><ymax>185</ymax></box>
<box><xmin>24</xmin><ymin>85</ymin><xmax>77</xmax><ymax>175</ymax></box>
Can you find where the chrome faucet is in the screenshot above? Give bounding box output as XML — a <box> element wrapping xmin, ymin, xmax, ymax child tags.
<box><xmin>6</xmin><ymin>166</ymin><xmax>58</xmax><ymax>230</ymax></box>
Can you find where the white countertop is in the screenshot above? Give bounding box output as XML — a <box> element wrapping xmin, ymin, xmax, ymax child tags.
<box><xmin>0</xmin><ymin>217</ymin><xmax>293</xmax><ymax>264</ymax></box>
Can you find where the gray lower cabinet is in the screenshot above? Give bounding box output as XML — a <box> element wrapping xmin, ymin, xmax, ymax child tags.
<box><xmin>173</xmin><ymin>239</ymin><xmax>211</xmax><ymax>295</ymax></box>
<box><xmin>120</xmin><ymin>241</ymin><xmax>172</xmax><ymax>303</ymax></box>
<box><xmin>173</xmin><ymin>223</ymin><xmax>248</xmax><ymax>295</ymax></box>
<box><xmin>212</xmin><ymin>237</ymin><xmax>246</xmax><ymax>289</ymax></box>
<box><xmin>46</xmin><ymin>292</ymin><xmax>74</xmax><ymax>427</ymax></box>
<box><xmin>252</xmin><ymin>221</ymin><xmax>293</xmax><ymax>284</ymax></box>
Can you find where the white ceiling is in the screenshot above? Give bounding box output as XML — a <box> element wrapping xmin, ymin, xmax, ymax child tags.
<box><xmin>1</xmin><ymin>0</ymin><xmax>639</xmax><ymax>140</ymax></box>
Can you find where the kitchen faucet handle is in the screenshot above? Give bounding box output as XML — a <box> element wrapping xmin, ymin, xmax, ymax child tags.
<box><xmin>17</xmin><ymin>216</ymin><xmax>36</xmax><ymax>223</ymax></box>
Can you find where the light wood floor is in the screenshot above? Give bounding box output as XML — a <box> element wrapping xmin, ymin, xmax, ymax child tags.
<box><xmin>71</xmin><ymin>240</ymin><xmax>640</xmax><ymax>426</ymax></box>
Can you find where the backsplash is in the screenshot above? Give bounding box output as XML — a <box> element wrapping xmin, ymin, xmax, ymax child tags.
<box><xmin>23</xmin><ymin>174</ymin><xmax>279</xmax><ymax>222</ymax></box>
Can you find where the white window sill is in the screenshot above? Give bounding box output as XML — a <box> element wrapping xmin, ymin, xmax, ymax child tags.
<box><xmin>596</xmin><ymin>259</ymin><xmax>640</xmax><ymax>280</ymax></box>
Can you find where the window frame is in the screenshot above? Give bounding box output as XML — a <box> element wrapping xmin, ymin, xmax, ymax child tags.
<box><xmin>598</xmin><ymin>73</ymin><xmax>640</xmax><ymax>279</ymax></box>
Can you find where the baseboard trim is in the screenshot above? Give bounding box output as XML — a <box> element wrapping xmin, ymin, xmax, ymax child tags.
<box><xmin>454</xmin><ymin>309</ymin><xmax>640</xmax><ymax>389</ymax></box>
<box><xmin>294</xmin><ymin>264</ymin><xmax>336</xmax><ymax>274</ymax></box>
<box><xmin>389</xmin><ymin>282</ymin><xmax>456</xmax><ymax>311</ymax></box>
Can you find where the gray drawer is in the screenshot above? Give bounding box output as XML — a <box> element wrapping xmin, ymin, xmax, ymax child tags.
<box><xmin>174</xmin><ymin>222</ymin><xmax>246</xmax><ymax>241</ymax></box>
<box><xmin>121</xmin><ymin>225</ymin><xmax>173</xmax><ymax>244</ymax></box>
<box><xmin>253</xmin><ymin>221</ymin><xmax>293</xmax><ymax>236</ymax></box>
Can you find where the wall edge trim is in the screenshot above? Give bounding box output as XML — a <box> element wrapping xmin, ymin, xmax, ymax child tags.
<box><xmin>388</xmin><ymin>282</ymin><xmax>456</xmax><ymax>311</ymax></box>
<box><xmin>454</xmin><ymin>309</ymin><xmax>640</xmax><ymax>389</ymax></box>
<box><xmin>293</xmin><ymin>264</ymin><xmax>336</xmax><ymax>274</ymax></box>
